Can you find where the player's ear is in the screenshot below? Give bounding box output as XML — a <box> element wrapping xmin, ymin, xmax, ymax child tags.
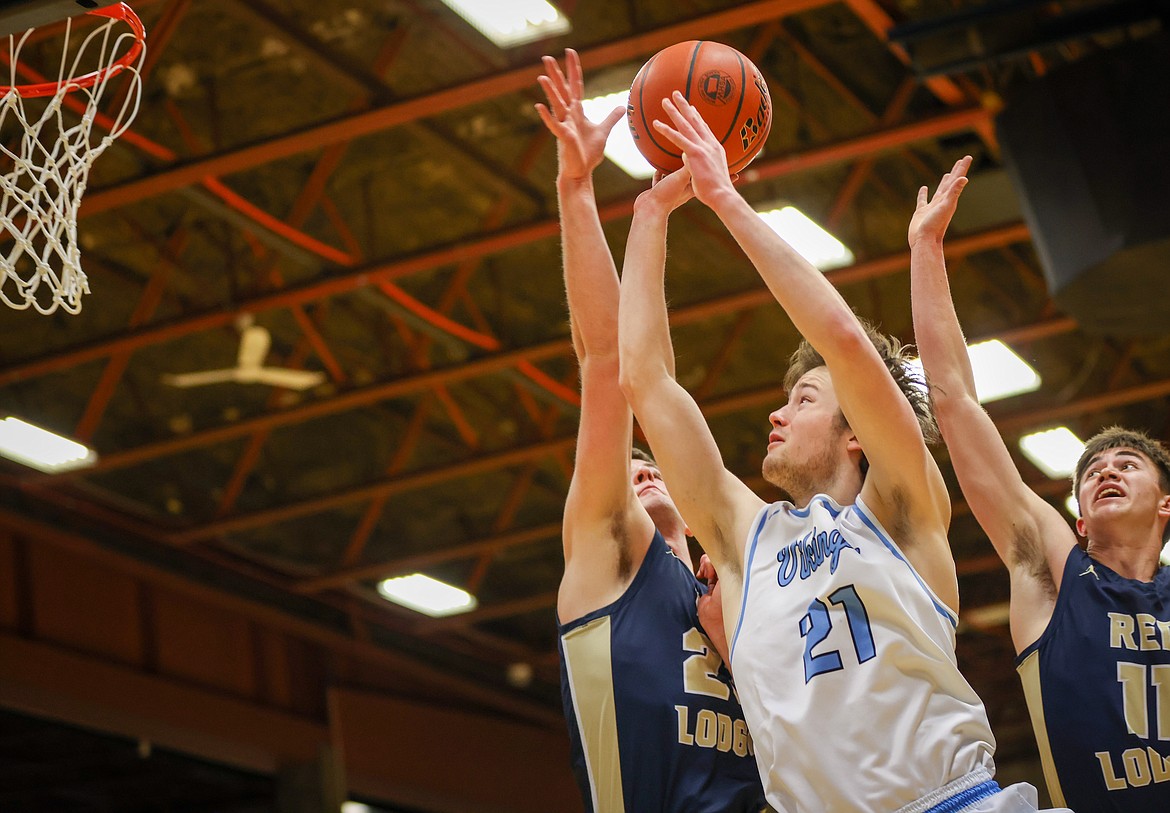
<box><xmin>1157</xmin><ymin>492</ymin><xmax>1170</xmax><ymax>521</ymax></box>
<box><xmin>1075</xmin><ymin>516</ymin><xmax>1087</xmax><ymax>538</ymax></box>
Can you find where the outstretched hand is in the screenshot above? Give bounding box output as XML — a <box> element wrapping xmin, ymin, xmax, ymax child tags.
<box><xmin>696</xmin><ymin>554</ymin><xmax>730</xmax><ymax>667</ymax></box>
<box><xmin>653</xmin><ymin>92</ymin><xmax>737</xmax><ymax>208</ymax></box>
<box><xmin>909</xmin><ymin>155</ymin><xmax>972</xmax><ymax>248</ymax></box>
<box><xmin>535</xmin><ymin>49</ymin><xmax>624</xmax><ymax>182</ymax></box>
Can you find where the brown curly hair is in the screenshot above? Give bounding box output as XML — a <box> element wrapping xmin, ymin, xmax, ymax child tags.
<box><xmin>782</xmin><ymin>318</ymin><xmax>939</xmax><ymax>446</ymax></box>
<box><xmin>1073</xmin><ymin>426</ymin><xmax>1170</xmax><ymax>496</ymax></box>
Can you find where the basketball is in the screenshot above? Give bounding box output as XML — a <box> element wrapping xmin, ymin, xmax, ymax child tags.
<box><xmin>627</xmin><ymin>40</ymin><xmax>772</xmax><ymax>174</ymax></box>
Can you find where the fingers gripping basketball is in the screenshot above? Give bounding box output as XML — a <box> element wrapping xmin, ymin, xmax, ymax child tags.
<box><xmin>627</xmin><ymin>40</ymin><xmax>771</xmax><ymax>174</ymax></box>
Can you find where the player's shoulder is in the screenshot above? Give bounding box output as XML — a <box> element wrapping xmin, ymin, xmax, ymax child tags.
<box><xmin>559</xmin><ymin>526</ymin><xmax>687</xmax><ymax>624</ymax></box>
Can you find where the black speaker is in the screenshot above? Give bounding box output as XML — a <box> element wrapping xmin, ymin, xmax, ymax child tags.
<box><xmin>996</xmin><ymin>33</ymin><xmax>1170</xmax><ymax>336</ymax></box>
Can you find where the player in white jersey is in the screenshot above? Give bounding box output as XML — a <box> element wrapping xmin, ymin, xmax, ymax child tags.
<box><xmin>733</xmin><ymin>493</ymin><xmax>992</xmax><ymax>811</ymax></box>
<box><xmin>617</xmin><ymin>92</ymin><xmax>1066</xmax><ymax>812</ymax></box>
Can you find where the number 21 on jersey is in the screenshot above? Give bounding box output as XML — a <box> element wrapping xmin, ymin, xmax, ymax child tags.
<box><xmin>799</xmin><ymin>584</ymin><xmax>876</xmax><ymax>682</ymax></box>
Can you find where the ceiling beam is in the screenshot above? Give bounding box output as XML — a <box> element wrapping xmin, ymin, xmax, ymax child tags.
<box><xmin>742</xmin><ymin>106</ymin><xmax>988</xmax><ymax>184</ymax></box>
<box><xmin>45</xmin><ymin>340</ymin><xmax>570</xmax><ymax>477</ymax></box>
<box><xmin>295</xmin><ymin>522</ymin><xmax>563</xmax><ymax>594</ymax></box>
<box><xmin>80</xmin><ymin>0</ymin><xmax>834</xmax><ymax>217</ymax></box>
<box><xmin>167</xmin><ymin>325</ymin><xmax>1170</xmax><ymax>554</ymax></box>
<box><xmin>413</xmin><ymin>484</ymin><xmax>1079</xmax><ymax>631</ymax></box>
<box><xmin>1</xmin><ymin>106</ymin><xmax>994</xmax><ymax>388</ymax></box>
<box><xmin>166</xmin><ymin>324</ymin><xmax>1165</xmax><ymax>550</ymax></box>
<box><xmin>995</xmin><ymin>378</ymin><xmax>1170</xmax><ymax>435</ymax></box>
<box><xmin>419</xmin><ymin>591</ymin><xmax>560</xmax><ymax>635</ymax></box>
<box><xmin>294</xmin><ymin>458</ymin><xmax>1078</xmax><ymax>597</ymax></box>
<box><xmin>30</xmin><ymin>222</ymin><xmax>1032</xmax><ymax>480</ymax></box>
<box><xmin>167</xmin><ymin>437</ymin><xmax>577</xmax><ymax>543</ymax></box>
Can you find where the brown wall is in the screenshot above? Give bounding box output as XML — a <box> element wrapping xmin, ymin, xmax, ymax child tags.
<box><xmin>0</xmin><ymin>512</ymin><xmax>580</xmax><ymax>812</ymax></box>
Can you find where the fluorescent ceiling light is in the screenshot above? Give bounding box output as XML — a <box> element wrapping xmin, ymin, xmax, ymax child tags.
<box><xmin>341</xmin><ymin>804</ymin><xmax>373</xmax><ymax>813</ymax></box>
<box><xmin>907</xmin><ymin>340</ymin><xmax>1041</xmax><ymax>405</ymax></box>
<box><xmin>441</xmin><ymin>0</ymin><xmax>569</xmax><ymax>48</ymax></box>
<box><xmin>1019</xmin><ymin>426</ymin><xmax>1084</xmax><ymax>479</ymax></box>
<box><xmin>0</xmin><ymin>416</ymin><xmax>96</xmax><ymax>473</ymax></box>
<box><xmin>757</xmin><ymin>206</ymin><xmax>854</xmax><ymax>270</ymax></box>
<box><xmin>967</xmin><ymin>340</ymin><xmax>1041</xmax><ymax>402</ymax></box>
<box><xmin>1065</xmin><ymin>494</ymin><xmax>1079</xmax><ymax>519</ymax></box>
<box><xmin>377</xmin><ymin>573</ymin><xmax>477</xmax><ymax>617</ymax></box>
<box><xmin>582</xmin><ymin>90</ymin><xmax>655</xmax><ymax>179</ymax></box>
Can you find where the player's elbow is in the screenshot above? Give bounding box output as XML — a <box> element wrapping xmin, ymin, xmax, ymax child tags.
<box><xmin>617</xmin><ymin>357</ymin><xmax>658</xmax><ymax>412</ymax></box>
<box><xmin>579</xmin><ymin>352</ymin><xmax>620</xmax><ymax>389</ymax></box>
<box><xmin>827</xmin><ymin>314</ymin><xmax>878</xmax><ymax>359</ymax></box>
<box><xmin>617</xmin><ymin>362</ymin><xmax>644</xmax><ymax>406</ymax></box>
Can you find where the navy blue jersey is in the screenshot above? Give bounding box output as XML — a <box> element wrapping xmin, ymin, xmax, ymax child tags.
<box><xmin>1017</xmin><ymin>546</ymin><xmax>1170</xmax><ymax>811</ymax></box>
<box><xmin>558</xmin><ymin>531</ymin><xmax>766</xmax><ymax>813</ymax></box>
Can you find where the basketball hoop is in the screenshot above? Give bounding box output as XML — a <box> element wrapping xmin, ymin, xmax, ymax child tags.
<box><xmin>0</xmin><ymin>3</ymin><xmax>146</xmax><ymax>315</ymax></box>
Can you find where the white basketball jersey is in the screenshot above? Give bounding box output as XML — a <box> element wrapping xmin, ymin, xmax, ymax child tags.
<box><xmin>729</xmin><ymin>495</ymin><xmax>995</xmax><ymax>813</ymax></box>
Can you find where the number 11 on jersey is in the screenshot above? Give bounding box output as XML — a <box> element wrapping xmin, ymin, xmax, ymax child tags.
<box><xmin>799</xmin><ymin>584</ymin><xmax>876</xmax><ymax>682</ymax></box>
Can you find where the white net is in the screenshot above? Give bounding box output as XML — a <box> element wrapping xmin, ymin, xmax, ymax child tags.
<box><xmin>0</xmin><ymin>5</ymin><xmax>145</xmax><ymax>315</ymax></box>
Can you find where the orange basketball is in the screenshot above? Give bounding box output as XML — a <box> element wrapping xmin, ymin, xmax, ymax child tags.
<box><xmin>627</xmin><ymin>40</ymin><xmax>772</xmax><ymax>174</ymax></box>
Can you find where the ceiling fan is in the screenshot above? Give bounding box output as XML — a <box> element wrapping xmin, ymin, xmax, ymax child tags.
<box><xmin>162</xmin><ymin>316</ymin><xmax>326</xmax><ymax>391</ymax></box>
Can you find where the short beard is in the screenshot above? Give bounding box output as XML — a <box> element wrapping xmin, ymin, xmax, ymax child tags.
<box><xmin>762</xmin><ymin>438</ymin><xmax>840</xmax><ymax>507</ymax></box>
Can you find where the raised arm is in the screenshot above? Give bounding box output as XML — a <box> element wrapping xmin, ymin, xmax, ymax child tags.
<box><xmin>537</xmin><ymin>51</ymin><xmax>654</xmax><ymax>619</ymax></box>
<box><xmin>617</xmin><ymin>169</ymin><xmax>764</xmax><ymax>576</ymax></box>
<box><xmin>656</xmin><ymin>94</ymin><xmax>952</xmax><ymax>582</ymax></box>
<box><xmin>909</xmin><ymin>156</ymin><xmax>1074</xmax><ymax>650</ymax></box>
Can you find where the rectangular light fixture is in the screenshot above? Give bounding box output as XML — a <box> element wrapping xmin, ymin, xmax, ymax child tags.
<box><xmin>582</xmin><ymin>90</ymin><xmax>655</xmax><ymax>179</ymax></box>
<box><xmin>0</xmin><ymin>416</ymin><xmax>96</xmax><ymax>473</ymax></box>
<box><xmin>377</xmin><ymin>573</ymin><xmax>477</xmax><ymax>617</ymax></box>
<box><xmin>440</xmin><ymin>0</ymin><xmax>569</xmax><ymax>48</ymax></box>
<box><xmin>1065</xmin><ymin>494</ymin><xmax>1079</xmax><ymax>519</ymax></box>
<box><xmin>908</xmin><ymin>340</ymin><xmax>1042</xmax><ymax>405</ymax></box>
<box><xmin>756</xmin><ymin>206</ymin><xmax>855</xmax><ymax>271</ymax></box>
<box><xmin>1019</xmin><ymin>426</ymin><xmax>1084</xmax><ymax>479</ymax></box>
<box><xmin>966</xmin><ymin>340</ymin><xmax>1041</xmax><ymax>402</ymax></box>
